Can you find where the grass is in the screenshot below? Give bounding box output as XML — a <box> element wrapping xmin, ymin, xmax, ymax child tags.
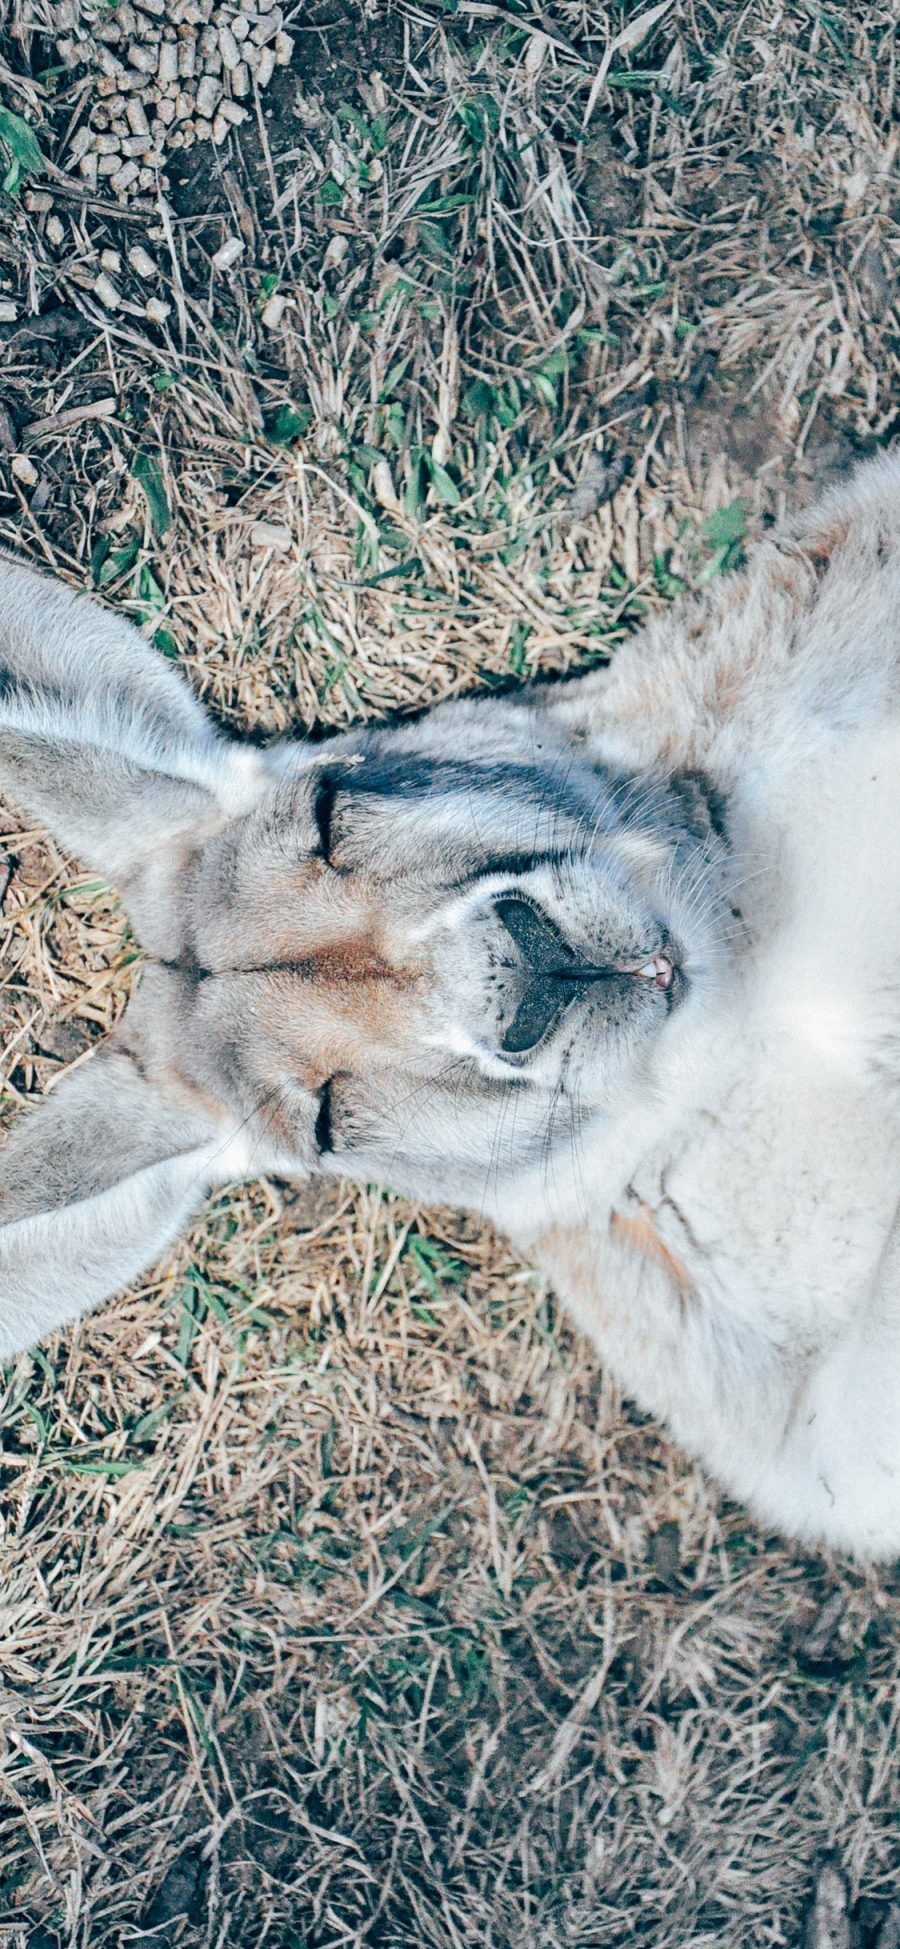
<box><xmin>1</xmin><ymin>0</ymin><xmax>899</xmax><ymax>1942</ymax></box>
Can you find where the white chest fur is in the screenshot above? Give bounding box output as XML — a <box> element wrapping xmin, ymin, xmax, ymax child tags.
<box><xmin>759</xmin><ymin>720</ymin><xmax>900</xmax><ymax>1083</ymax></box>
<box><xmin>515</xmin><ymin>715</ymin><xmax>900</xmax><ymax>1552</ymax></box>
<box><xmin>649</xmin><ymin>719</ymin><xmax>900</xmax><ymax>1334</ymax></box>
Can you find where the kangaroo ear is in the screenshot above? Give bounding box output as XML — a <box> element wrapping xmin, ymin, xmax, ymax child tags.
<box><xmin>0</xmin><ymin>554</ymin><xmax>269</xmax><ymax>888</ymax></box>
<box><xmin>0</xmin><ymin>1046</ymin><xmax>245</xmax><ymax>1360</ymax></box>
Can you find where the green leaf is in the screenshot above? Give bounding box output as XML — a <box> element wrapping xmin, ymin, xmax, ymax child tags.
<box><xmin>428</xmin><ymin>459</ymin><xmax>461</xmax><ymax>507</ymax></box>
<box><xmin>95</xmin><ymin>533</ymin><xmax>141</xmax><ymax>586</ymax></box>
<box><xmin>697</xmin><ymin>498</ymin><xmax>748</xmax><ymax>581</ymax></box>
<box><xmin>137</xmin><ymin>562</ymin><xmax>165</xmax><ymax>612</ymax></box>
<box><xmin>653</xmin><ymin>552</ymin><xmax>685</xmax><ymax>599</ymax></box>
<box><xmin>63</xmin><ymin>876</ymin><xmax>114</xmax><ymax>900</ymax></box>
<box><xmin>317</xmin><ymin>653</ymin><xmax>348</xmax><ymax>702</ymax></box>
<box><xmin>335</xmin><ymin>101</ymin><xmax>387</xmax><ymax>153</ymax></box>
<box><xmin>132</xmin><ymin>449</ymin><xmax>171</xmax><ymax>539</ymax></box>
<box><xmin>462</xmin><ymin>377</ymin><xmax>495</xmax><ymax>419</ymax></box>
<box><xmin>508</xmin><ymin>621</ymin><xmax>530</xmax><ymax>675</ymax></box>
<box><xmin>22</xmin><ymin>1399</ymin><xmax>48</xmax><ymax>1442</ymax></box>
<box><xmin>416</xmin><ymin>191</ymin><xmax>473</xmax><ymax>215</ymax></box>
<box><xmin>702</xmin><ymin>497</ymin><xmax>748</xmax><ymax>549</ymax></box>
<box><xmin>380</xmin><ymin>356</ymin><xmax>413</xmax><ymax>396</ymax></box>
<box><xmin>406</xmin><ymin>1234</ymin><xmax>465</xmax><ymax>1299</ymax></box>
<box><xmin>263</xmin><ymin>402</ymin><xmax>312</xmax><ymax>445</ymax></box>
<box><xmin>404</xmin><ymin>451</ymin><xmax>428</xmax><ymax>517</ymax></box>
<box><xmin>129</xmin><ymin>1391</ymin><xmax>186</xmax><ymax>1445</ymax></box>
<box><xmin>606</xmin><ymin>68</ymin><xmax>664</xmax><ymax>90</ymax></box>
<box><xmin>457</xmin><ymin>96</ymin><xmax>499</xmax><ymax>148</ymax></box>
<box><xmin>176</xmin><ymin>1287</ymin><xmax>201</xmax><ymax>1365</ymax></box>
<box><xmin>89</xmin><ymin>535</ymin><xmax>110</xmax><ymax>584</ymax></box>
<box><xmin>0</xmin><ymin>107</ymin><xmax>44</xmax><ymax>197</ymax></box>
<box><xmin>530</xmin><ymin>370</ymin><xmax>558</xmax><ymax>409</ymax></box>
<box><xmin>417</xmin><ymin>221</ymin><xmax>455</xmax><ymax>263</ymax></box>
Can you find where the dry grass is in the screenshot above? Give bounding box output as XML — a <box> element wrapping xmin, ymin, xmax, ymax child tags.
<box><xmin>1</xmin><ymin>1</ymin><xmax>899</xmax><ymax>1943</ymax></box>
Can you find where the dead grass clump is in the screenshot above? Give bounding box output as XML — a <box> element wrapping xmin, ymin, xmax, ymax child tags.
<box><xmin>1</xmin><ymin>0</ymin><xmax>899</xmax><ymax>1942</ymax></box>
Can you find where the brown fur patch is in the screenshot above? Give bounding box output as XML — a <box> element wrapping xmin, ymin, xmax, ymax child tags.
<box><xmin>300</xmin><ymin>932</ymin><xmax>421</xmax><ymax>993</ymax></box>
<box><xmin>713</xmin><ymin>664</ymin><xmax>746</xmax><ymax>713</ymax></box>
<box><xmin>610</xmin><ymin>1204</ymin><xmax>694</xmax><ymax>1297</ymax></box>
<box><xmin>804</xmin><ymin>516</ymin><xmax>851</xmax><ymax>566</ymax></box>
<box><xmin>531</xmin><ymin>1221</ymin><xmax>613</xmax><ymax>1337</ymax></box>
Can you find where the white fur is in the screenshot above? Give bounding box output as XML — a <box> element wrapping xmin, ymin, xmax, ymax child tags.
<box><xmin>516</xmin><ymin>453</ymin><xmax>900</xmax><ymax>1554</ymax></box>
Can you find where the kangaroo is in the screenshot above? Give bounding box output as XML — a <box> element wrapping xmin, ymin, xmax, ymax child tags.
<box><xmin>3</xmin><ymin>452</ymin><xmax>900</xmax><ymax>1554</ymax></box>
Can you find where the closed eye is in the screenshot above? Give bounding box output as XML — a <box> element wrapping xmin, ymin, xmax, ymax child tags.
<box><xmin>311</xmin><ymin>772</ymin><xmax>337</xmax><ymax>861</ymax></box>
<box><xmin>314</xmin><ymin>1078</ymin><xmax>334</xmax><ymax>1154</ymax></box>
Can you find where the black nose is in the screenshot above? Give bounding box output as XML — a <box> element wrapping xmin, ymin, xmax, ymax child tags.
<box><xmin>493</xmin><ymin>897</ymin><xmax>576</xmax><ymax>978</ymax></box>
<box><xmin>494</xmin><ymin>896</ymin><xmax>615</xmax><ymax>1054</ymax></box>
<box><xmin>499</xmin><ymin>979</ymin><xmax>568</xmax><ymax>1054</ymax></box>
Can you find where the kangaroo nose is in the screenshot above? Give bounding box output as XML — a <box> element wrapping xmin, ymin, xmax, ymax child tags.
<box><xmin>492</xmin><ymin>897</ymin><xmax>675</xmax><ymax>1055</ymax></box>
<box><xmin>493</xmin><ymin>896</ymin><xmax>590</xmax><ymax>1055</ymax></box>
<box><xmin>493</xmin><ymin>897</ymin><xmax>578</xmax><ymax>978</ymax></box>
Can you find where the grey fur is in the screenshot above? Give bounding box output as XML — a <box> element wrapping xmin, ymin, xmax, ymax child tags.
<box><xmin>0</xmin><ymin>549</ymin><xmax>728</xmax><ymax>1351</ymax></box>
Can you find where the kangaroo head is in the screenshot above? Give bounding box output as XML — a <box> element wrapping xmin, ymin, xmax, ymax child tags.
<box><xmin>0</xmin><ymin>555</ymin><xmax>732</xmax><ymax>1353</ymax></box>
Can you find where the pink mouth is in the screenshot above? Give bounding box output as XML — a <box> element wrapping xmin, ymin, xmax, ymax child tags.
<box><xmin>630</xmin><ymin>953</ymin><xmax>675</xmax><ymax>991</ymax></box>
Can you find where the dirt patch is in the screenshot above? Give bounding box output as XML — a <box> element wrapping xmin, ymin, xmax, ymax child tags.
<box><xmin>579</xmin><ymin>117</ymin><xmax>643</xmax><ymax>234</ymax></box>
<box><xmin>284</xmin><ymin>0</ymin><xmax>405</xmax><ymax>106</ymax></box>
<box><xmin>167</xmin><ymin>1</ymin><xmax>405</xmax><ymax>221</ymax></box>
